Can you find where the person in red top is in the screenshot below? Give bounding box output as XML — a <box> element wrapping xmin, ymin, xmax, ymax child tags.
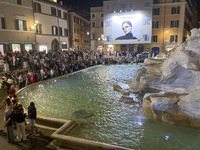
<box><xmin>8</xmin><ymin>85</ymin><xmax>16</xmax><ymax>98</ymax></box>
<box><xmin>30</xmin><ymin>72</ymin><xmax>35</xmax><ymax>84</ymax></box>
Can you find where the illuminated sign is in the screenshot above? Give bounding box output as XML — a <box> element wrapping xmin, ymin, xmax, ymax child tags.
<box><xmin>104</xmin><ymin>11</ymin><xmax>152</xmax><ymax>44</ymax></box>
<box><xmin>25</xmin><ymin>44</ymin><xmax>32</xmax><ymax>51</ymax></box>
<box><xmin>12</xmin><ymin>44</ymin><xmax>21</xmax><ymax>52</ymax></box>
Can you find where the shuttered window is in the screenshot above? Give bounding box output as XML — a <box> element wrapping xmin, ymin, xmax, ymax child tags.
<box><xmin>16</xmin><ymin>19</ymin><xmax>27</xmax><ymax>30</ymax></box>
<box><xmin>52</xmin><ymin>26</ymin><xmax>58</xmax><ymax>35</ymax></box>
<box><xmin>34</xmin><ymin>3</ymin><xmax>41</xmax><ymax>13</ymax></box>
<box><xmin>0</xmin><ymin>17</ymin><xmax>5</xmax><ymax>29</ymax></box>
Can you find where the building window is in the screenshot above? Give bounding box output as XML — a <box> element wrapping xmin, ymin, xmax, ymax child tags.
<box><xmin>129</xmin><ymin>3</ymin><xmax>134</xmax><ymax>9</ymax></box>
<box><xmin>36</xmin><ymin>24</ymin><xmax>42</xmax><ymax>33</ymax></box>
<box><xmin>144</xmin><ymin>2</ymin><xmax>150</xmax><ymax>7</ymax></box>
<box><xmin>153</xmin><ymin>0</ymin><xmax>159</xmax><ymax>4</ymax></box>
<box><xmin>16</xmin><ymin>20</ymin><xmax>26</xmax><ymax>30</ymax></box>
<box><xmin>170</xmin><ymin>35</ymin><xmax>178</xmax><ymax>42</ymax></box>
<box><xmin>106</xmin><ymin>36</ymin><xmax>110</xmax><ymax>42</ymax></box>
<box><xmin>63</xmin><ymin>12</ymin><xmax>67</xmax><ymax>20</ymax></box>
<box><xmin>92</xmin><ymin>14</ymin><xmax>95</xmax><ymax>18</ymax></box>
<box><xmin>153</xmin><ymin>8</ymin><xmax>160</xmax><ymax>15</ymax></box>
<box><xmin>62</xmin><ymin>44</ymin><xmax>67</xmax><ymax>49</ymax></box>
<box><xmin>17</xmin><ymin>0</ymin><xmax>22</xmax><ymax>5</ymax></box>
<box><xmin>59</xmin><ymin>27</ymin><xmax>62</xmax><ymax>36</ymax></box>
<box><xmin>106</xmin><ymin>5</ymin><xmax>110</xmax><ymax>11</ymax></box>
<box><xmin>52</xmin><ymin>26</ymin><xmax>58</xmax><ymax>35</ymax></box>
<box><xmin>170</xmin><ymin>20</ymin><xmax>179</xmax><ymax>28</ymax></box>
<box><xmin>58</xmin><ymin>9</ymin><xmax>61</xmax><ymax>18</ymax></box>
<box><xmin>92</xmin><ymin>34</ymin><xmax>95</xmax><ymax>40</ymax></box>
<box><xmin>101</xmin><ymin>22</ymin><xmax>103</xmax><ymax>27</ymax></box>
<box><xmin>64</xmin><ymin>28</ymin><xmax>68</xmax><ymax>36</ymax></box>
<box><xmin>143</xmin><ymin>34</ymin><xmax>149</xmax><ymax>41</ymax></box>
<box><xmin>101</xmin><ymin>14</ymin><xmax>104</xmax><ymax>17</ymax></box>
<box><xmin>0</xmin><ymin>17</ymin><xmax>5</xmax><ymax>29</ymax></box>
<box><xmin>51</xmin><ymin>7</ymin><xmax>57</xmax><ymax>16</ymax></box>
<box><xmin>120</xmin><ymin>4</ymin><xmax>126</xmax><ymax>10</ymax></box>
<box><xmin>152</xmin><ymin>35</ymin><xmax>158</xmax><ymax>42</ymax></box>
<box><xmin>171</xmin><ymin>7</ymin><xmax>180</xmax><ymax>14</ymax></box>
<box><xmin>92</xmin><ymin>22</ymin><xmax>95</xmax><ymax>27</ymax></box>
<box><xmin>152</xmin><ymin>21</ymin><xmax>159</xmax><ymax>28</ymax></box>
<box><xmin>74</xmin><ymin>27</ymin><xmax>76</xmax><ymax>33</ymax></box>
<box><xmin>143</xmin><ymin>16</ymin><xmax>150</xmax><ymax>25</ymax></box>
<box><xmin>34</xmin><ymin>3</ymin><xmax>41</xmax><ymax>13</ymax></box>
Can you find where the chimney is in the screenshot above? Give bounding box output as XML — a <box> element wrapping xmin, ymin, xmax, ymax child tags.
<box><xmin>59</xmin><ymin>1</ymin><xmax>63</xmax><ymax>6</ymax></box>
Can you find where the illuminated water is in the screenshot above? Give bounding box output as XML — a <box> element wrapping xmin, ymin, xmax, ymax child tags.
<box><xmin>20</xmin><ymin>65</ymin><xmax>200</xmax><ymax>150</ymax></box>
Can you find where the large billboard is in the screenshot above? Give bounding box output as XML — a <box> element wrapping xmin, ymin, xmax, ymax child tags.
<box><xmin>104</xmin><ymin>11</ymin><xmax>152</xmax><ymax>44</ymax></box>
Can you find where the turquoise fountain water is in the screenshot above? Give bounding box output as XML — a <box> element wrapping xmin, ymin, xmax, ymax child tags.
<box><xmin>21</xmin><ymin>65</ymin><xmax>200</xmax><ymax>150</ymax></box>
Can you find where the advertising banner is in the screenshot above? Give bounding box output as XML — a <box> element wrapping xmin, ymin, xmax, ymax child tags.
<box><xmin>104</xmin><ymin>11</ymin><xmax>152</xmax><ymax>44</ymax></box>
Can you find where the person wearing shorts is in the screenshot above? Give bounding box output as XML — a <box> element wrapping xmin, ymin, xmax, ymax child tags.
<box><xmin>28</xmin><ymin>102</ymin><xmax>38</xmax><ymax>135</ymax></box>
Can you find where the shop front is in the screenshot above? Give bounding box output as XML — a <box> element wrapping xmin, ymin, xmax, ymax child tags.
<box><xmin>24</xmin><ymin>44</ymin><xmax>33</xmax><ymax>52</ymax></box>
<box><xmin>39</xmin><ymin>45</ymin><xmax>48</xmax><ymax>53</ymax></box>
<box><xmin>97</xmin><ymin>46</ymin><xmax>104</xmax><ymax>53</ymax></box>
<box><xmin>12</xmin><ymin>44</ymin><xmax>21</xmax><ymax>52</ymax></box>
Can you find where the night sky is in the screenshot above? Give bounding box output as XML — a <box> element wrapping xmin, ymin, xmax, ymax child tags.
<box><xmin>58</xmin><ymin>0</ymin><xmax>104</xmax><ymax>11</ymax></box>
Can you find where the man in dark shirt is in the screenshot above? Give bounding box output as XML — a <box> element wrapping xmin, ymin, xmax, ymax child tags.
<box><xmin>4</xmin><ymin>108</ymin><xmax>17</xmax><ymax>143</ymax></box>
<box><xmin>115</xmin><ymin>20</ymin><xmax>137</xmax><ymax>40</ymax></box>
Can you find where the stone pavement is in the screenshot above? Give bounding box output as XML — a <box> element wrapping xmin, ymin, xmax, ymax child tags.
<box><xmin>0</xmin><ymin>89</ymin><xmax>58</xmax><ymax>150</ymax></box>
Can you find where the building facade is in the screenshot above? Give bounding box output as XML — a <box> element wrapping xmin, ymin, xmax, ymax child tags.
<box><xmin>33</xmin><ymin>0</ymin><xmax>69</xmax><ymax>52</ymax></box>
<box><xmin>69</xmin><ymin>12</ymin><xmax>90</xmax><ymax>50</ymax></box>
<box><xmin>90</xmin><ymin>7</ymin><xmax>104</xmax><ymax>52</ymax></box>
<box><xmin>90</xmin><ymin>0</ymin><xmax>198</xmax><ymax>55</ymax></box>
<box><xmin>0</xmin><ymin>0</ymin><xmax>35</xmax><ymax>55</ymax></box>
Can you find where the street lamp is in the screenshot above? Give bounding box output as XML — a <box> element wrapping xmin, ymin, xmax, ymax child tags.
<box><xmin>31</xmin><ymin>20</ymin><xmax>39</xmax><ymax>30</ymax></box>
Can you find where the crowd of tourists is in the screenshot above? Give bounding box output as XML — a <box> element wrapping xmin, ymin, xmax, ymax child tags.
<box><xmin>0</xmin><ymin>49</ymin><xmax>106</xmax><ymax>90</ymax></box>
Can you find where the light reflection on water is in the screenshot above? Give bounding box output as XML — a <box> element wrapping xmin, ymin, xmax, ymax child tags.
<box><xmin>21</xmin><ymin>65</ymin><xmax>200</xmax><ymax>150</ymax></box>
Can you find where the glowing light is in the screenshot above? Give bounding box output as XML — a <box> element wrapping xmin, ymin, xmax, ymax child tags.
<box><xmin>35</xmin><ymin>20</ymin><xmax>38</xmax><ymax>24</ymax></box>
<box><xmin>31</xmin><ymin>25</ymin><xmax>34</xmax><ymax>29</ymax></box>
<box><xmin>165</xmin><ymin>135</ymin><xmax>171</xmax><ymax>141</ymax></box>
<box><xmin>137</xmin><ymin>121</ymin><xmax>143</xmax><ymax>126</ymax></box>
<box><xmin>21</xmin><ymin>96</ymin><xmax>24</xmax><ymax>99</ymax></box>
<box><xmin>54</xmin><ymin>80</ymin><xmax>57</xmax><ymax>82</ymax></box>
<box><xmin>166</xmin><ymin>30</ymin><xmax>169</xmax><ymax>33</ymax></box>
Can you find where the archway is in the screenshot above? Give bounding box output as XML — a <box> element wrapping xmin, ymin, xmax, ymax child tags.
<box><xmin>137</xmin><ymin>44</ymin><xmax>144</xmax><ymax>53</ymax></box>
<box><xmin>151</xmin><ymin>47</ymin><xmax>160</xmax><ymax>56</ymax></box>
<box><xmin>51</xmin><ymin>39</ymin><xmax>60</xmax><ymax>51</ymax></box>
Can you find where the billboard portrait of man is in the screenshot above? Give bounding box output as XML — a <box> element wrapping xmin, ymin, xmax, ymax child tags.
<box><xmin>115</xmin><ymin>21</ymin><xmax>137</xmax><ymax>40</ymax></box>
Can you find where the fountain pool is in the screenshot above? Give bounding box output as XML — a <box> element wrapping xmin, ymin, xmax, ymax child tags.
<box><xmin>20</xmin><ymin>65</ymin><xmax>200</xmax><ymax>150</ymax></box>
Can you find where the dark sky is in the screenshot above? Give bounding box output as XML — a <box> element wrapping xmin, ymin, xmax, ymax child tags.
<box><xmin>59</xmin><ymin>0</ymin><xmax>104</xmax><ymax>11</ymax></box>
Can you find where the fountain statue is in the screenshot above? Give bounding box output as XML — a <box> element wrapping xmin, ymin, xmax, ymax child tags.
<box><xmin>129</xmin><ymin>28</ymin><xmax>200</xmax><ymax>128</ymax></box>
